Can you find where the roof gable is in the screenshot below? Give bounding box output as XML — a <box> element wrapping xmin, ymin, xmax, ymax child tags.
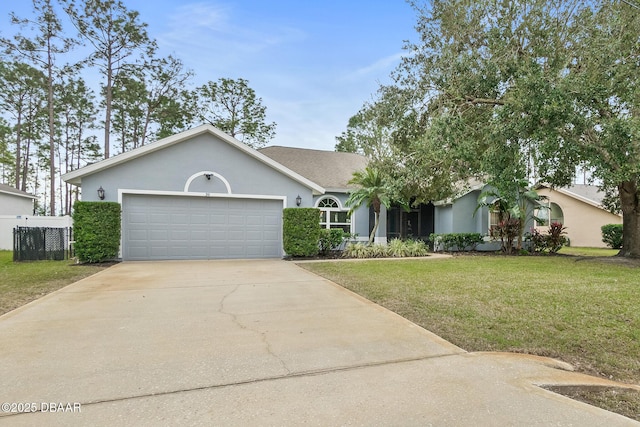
<box><xmin>61</xmin><ymin>125</ymin><xmax>324</xmax><ymax>194</ymax></box>
<box><xmin>536</xmin><ymin>184</ymin><xmax>610</xmax><ymax>211</ymax></box>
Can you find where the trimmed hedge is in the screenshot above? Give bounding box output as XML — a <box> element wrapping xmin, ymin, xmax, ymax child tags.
<box><xmin>73</xmin><ymin>201</ymin><xmax>121</xmax><ymax>263</ymax></box>
<box><xmin>283</xmin><ymin>208</ymin><xmax>321</xmax><ymax>257</ymax></box>
<box><xmin>430</xmin><ymin>233</ymin><xmax>484</xmax><ymax>252</ymax></box>
<box><xmin>601</xmin><ymin>224</ymin><xmax>623</xmax><ymax>249</ymax></box>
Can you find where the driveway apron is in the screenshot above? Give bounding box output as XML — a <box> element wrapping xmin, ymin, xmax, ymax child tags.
<box><xmin>0</xmin><ymin>259</ymin><xmax>637</xmax><ymax>426</ymax></box>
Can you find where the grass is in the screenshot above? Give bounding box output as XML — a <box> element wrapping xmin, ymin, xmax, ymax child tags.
<box><xmin>0</xmin><ymin>250</ymin><xmax>109</xmax><ymax>316</ymax></box>
<box><xmin>558</xmin><ymin>246</ymin><xmax>619</xmax><ymax>257</ymax></box>
<box><xmin>301</xmin><ymin>252</ymin><xmax>640</xmax><ymax>421</ymax></box>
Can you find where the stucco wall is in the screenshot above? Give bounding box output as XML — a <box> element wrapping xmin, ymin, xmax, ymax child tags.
<box><xmin>79</xmin><ymin>133</ymin><xmax>314</xmax><ymax>208</ymax></box>
<box><xmin>312</xmin><ymin>193</ymin><xmax>379</xmax><ymax>242</ymax></box>
<box><xmin>0</xmin><ymin>193</ymin><xmax>34</xmax><ymax>215</ymax></box>
<box><xmin>536</xmin><ymin>188</ymin><xmax>622</xmax><ymax>247</ymax></box>
<box><xmin>435</xmin><ymin>189</ymin><xmax>487</xmax><ymax>235</ymax></box>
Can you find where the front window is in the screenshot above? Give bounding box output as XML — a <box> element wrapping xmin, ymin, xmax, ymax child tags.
<box><xmin>489</xmin><ymin>209</ymin><xmax>502</xmax><ymax>229</ymax></box>
<box><xmin>535</xmin><ymin>202</ymin><xmax>563</xmax><ymax>226</ymax></box>
<box><xmin>317</xmin><ymin>196</ymin><xmax>351</xmax><ymax>233</ymax></box>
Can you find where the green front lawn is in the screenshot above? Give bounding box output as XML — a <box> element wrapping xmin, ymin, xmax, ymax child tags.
<box><xmin>0</xmin><ymin>251</ymin><xmax>109</xmax><ymax>316</ymax></box>
<box><xmin>558</xmin><ymin>246</ymin><xmax>619</xmax><ymax>257</ymax></box>
<box><xmin>301</xmin><ymin>254</ymin><xmax>640</xmax><ymax>420</ymax></box>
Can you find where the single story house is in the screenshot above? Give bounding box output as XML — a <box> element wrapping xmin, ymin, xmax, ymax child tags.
<box><xmin>0</xmin><ymin>184</ymin><xmax>74</xmax><ymax>250</ymax></box>
<box><xmin>0</xmin><ymin>183</ymin><xmax>36</xmax><ymax>215</ymax></box>
<box><xmin>62</xmin><ymin>125</ymin><xmax>375</xmax><ymax>261</ymax></box>
<box><xmin>63</xmin><ymin>125</ymin><xmax>617</xmax><ymax>260</ymax></box>
<box><xmin>534</xmin><ymin>184</ymin><xmax>622</xmax><ymax>247</ymax></box>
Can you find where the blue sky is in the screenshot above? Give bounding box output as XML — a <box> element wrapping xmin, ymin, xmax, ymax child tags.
<box><xmin>0</xmin><ymin>1</ymin><xmax>418</xmax><ymax>151</ymax></box>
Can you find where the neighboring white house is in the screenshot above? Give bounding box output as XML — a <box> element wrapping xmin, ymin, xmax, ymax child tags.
<box><xmin>0</xmin><ymin>183</ymin><xmax>36</xmax><ymax>215</ymax></box>
<box><xmin>0</xmin><ymin>184</ymin><xmax>73</xmax><ymax>250</ymax></box>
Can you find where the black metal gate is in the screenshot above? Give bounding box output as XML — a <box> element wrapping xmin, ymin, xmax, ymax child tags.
<box><xmin>13</xmin><ymin>227</ymin><xmax>72</xmax><ymax>261</ymax></box>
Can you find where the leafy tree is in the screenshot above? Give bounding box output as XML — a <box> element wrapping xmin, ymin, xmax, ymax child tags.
<box><xmin>335</xmin><ymin>100</ymin><xmax>394</xmax><ymax>162</ymax></box>
<box><xmin>55</xmin><ymin>75</ymin><xmax>100</xmax><ymax>213</ymax></box>
<box><xmin>112</xmin><ymin>55</ymin><xmax>194</xmax><ymax>152</ymax></box>
<box><xmin>364</xmin><ymin>0</ymin><xmax>640</xmax><ymax>257</ymax></box>
<box><xmin>2</xmin><ymin>0</ymin><xmax>77</xmax><ymax>214</ymax></box>
<box><xmin>475</xmin><ymin>180</ymin><xmax>547</xmax><ymax>253</ymax></box>
<box><xmin>196</xmin><ymin>78</ymin><xmax>276</xmax><ymax>148</ymax></box>
<box><xmin>65</xmin><ymin>0</ymin><xmax>153</xmax><ymax>159</ymax></box>
<box><xmin>0</xmin><ymin>119</ymin><xmax>15</xmax><ymax>183</ymax></box>
<box><xmin>345</xmin><ymin>166</ymin><xmax>405</xmax><ymax>245</ymax></box>
<box><xmin>566</xmin><ymin>1</ymin><xmax>640</xmax><ymax>257</ymax></box>
<box><xmin>0</xmin><ymin>61</ymin><xmax>47</xmax><ymax>192</ymax></box>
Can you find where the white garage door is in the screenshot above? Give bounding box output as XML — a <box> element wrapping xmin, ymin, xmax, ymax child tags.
<box><xmin>122</xmin><ymin>194</ymin><xmax>283</xmax><ymax>260</ymax></box>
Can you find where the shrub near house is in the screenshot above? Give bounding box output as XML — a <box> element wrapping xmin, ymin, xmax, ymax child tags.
<box><xmin>601</xmin><ymin>224</ymin><xmax>623</xmax><ymax>249</ymax></box>
<box><xmin>283</xmin><ymin>208</ymin><xmax>321</xmax><ymax>257</ymax></box>
<box><xmin>72</xmin><ymin>202</ymin><xmax>121</xmax><ymax>263</ymax></box>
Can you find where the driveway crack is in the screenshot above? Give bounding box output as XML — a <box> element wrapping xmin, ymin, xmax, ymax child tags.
<box><xmin>218</xmin><ymin>284</ymin><xmax>291</xmax><ymax>375</ymax></box>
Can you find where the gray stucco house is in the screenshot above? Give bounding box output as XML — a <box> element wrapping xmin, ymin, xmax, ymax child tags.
<box><xmin>62</xmin><ymin>125</ymin><xmax>376</xmax><ymax>261</ymax></box>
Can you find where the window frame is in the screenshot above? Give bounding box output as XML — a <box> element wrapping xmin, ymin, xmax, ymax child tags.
<box><xmin>315</xmin><ymin>196</ymin><xmax>353</xmax><ymax>233</ymax></box>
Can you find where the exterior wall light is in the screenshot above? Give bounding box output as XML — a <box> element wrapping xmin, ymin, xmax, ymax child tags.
<box><xmin>296</xmin><ymin>195</ymin><xmax>302</xmax><ymax>206</ymax></box>
<box><xmin>97</xmin><ymin>186</ymin><xmax>105</xmax><ymax>200</ymax></box>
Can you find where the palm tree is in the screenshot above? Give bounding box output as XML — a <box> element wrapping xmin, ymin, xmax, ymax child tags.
<box><xmin>475</xmin><ymin>179</ymin><xmax>547</xmax><ymax>252</ymax></box>
<box><xmin>345</xmin><ymin>166</ymin><xmax>394</xmax><ymax>245</ymax></box>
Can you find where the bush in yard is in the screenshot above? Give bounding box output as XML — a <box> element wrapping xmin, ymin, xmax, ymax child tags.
<box><xmin>430</xmin><ymin>233</ymin><xmax>484</xmax><ymax>252</ymax></box>
<box><xmin>601</xmin><ymin>224</ymin><xmax>623</xmax><ymax>249</ymax></box>
<box><xmin>319</xmin><ymin>228</ymin><xmax>349</xmax><ymax>255</ymax></box>
<box><xmin>343</xmin><ymin>239</ymin><xmax>429</xmax><ymax>258</ymax></box>
<box><xmin>72</xmin><ymin>201</ymin><xmax>121</xmax><ymax>263</ymax></box>
<box><xmin>546</xmin><ymin>222</ymin><xmax>568</xmax><ymax>253</ymax></box>
<box><xmin>343</xmin><ymin>242</ymin><xmax>387</xmax><ymax>258</ymax></box>
<box><xmin>387</xmin><ymin>238</ymin><xmax>430</xmax><ymax>257</ymax></box>
<box><xmin>283</xmin><ymin>208</ymin><xmax>321</xmax><ymax>257</ymax></box>
<box><xmin>526</xmin><ymin>228</ymin><xmax>547</xmax><ymax>253</ymax></box>
<box><xmin>490</xmin><ymin>218</ymin><xmax>521</xmax><ymax>254</ymax></box>
<box><xmin>525</xmin><ymin>222</ymin><xmax>568</xmax><ymax>254</ymax></box>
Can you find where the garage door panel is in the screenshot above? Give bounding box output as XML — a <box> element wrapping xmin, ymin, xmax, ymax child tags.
<box><xmin>228</xmin><ymin>216</ymin><xmax>245</xmax><ymax>225</ymax></box>
<box><xmin>123</xmin><ymin>195</ymin><xmax>283</xmax><ymax>260</ymax></box>
<box><xmin>150</xmin><ymin>213</ymin><xmax>170</xmax><ymax>224</ymax></box>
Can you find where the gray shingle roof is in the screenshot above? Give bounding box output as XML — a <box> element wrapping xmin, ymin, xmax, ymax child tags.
<box><xmin>259</xmin><ymin>146</ymin><xmax>368</xmax><ymax>191</ymax></box>
<box><xmin>0</xmin><ymin>183</ymin><xmax>36</xmax><ymax>199</ymax></box>
<box><xmin>563</xmin><ymin>184</ymin><xmax>607</xmax><ymax>205</ymax></box>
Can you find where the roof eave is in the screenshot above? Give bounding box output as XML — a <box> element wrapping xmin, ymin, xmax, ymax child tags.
<box><xmin>0</xmin><ymin>189</ymin><xmax>38</xmax><ymax>200</ymax></box>
<box><xmin>61</xmin><ymin>125</ymin><xmax>326</xmax><ymax>194</ymax></box>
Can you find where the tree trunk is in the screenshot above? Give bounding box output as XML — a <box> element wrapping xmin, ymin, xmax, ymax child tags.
<box><xmin>368</xmin><ymin>211</ymin><xmax>379</xmax><ymax>245</ymax></box>
<box><xmin>104</xmin><ymin>51</ymin><xmax>113</xmax><ymax>159</ymax></box>
<box><xmin>368</xmin><ymin>199</ymin><xmax>382</xmax><ymax>245</ymax></box>
<box><xmin>618</xmin><ymin>180</ymin><xmax>640</xmax><ymax>258</ymax></box>
<box><xmin>48</xmin><ymin>52</ymin><xmax>55</xmax><ymax>216</ymax></box>
<box><xmin>14</xmin><ymin>114</ymin><xmax>22</xmax><ymax>191</ymax></box>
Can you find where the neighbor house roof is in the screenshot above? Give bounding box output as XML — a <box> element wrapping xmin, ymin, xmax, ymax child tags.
<box><xmin>61</xmin><ymin>125</ymin><xmax>325</xmax><ymax>194</ymax></box>
<box><xmin>536</xmin><ymin>183</ymin><xmax>611</xmax><ymax>211</ymax></box>
<box><xmin>0</xmin><ymin>183</ymin><xmax>37</xmax><ymax>199</ymax></box>
<box><xmin>259</xmin><ymin>146</ymin><xmax>368</xmax><ymax>192</ymax></box>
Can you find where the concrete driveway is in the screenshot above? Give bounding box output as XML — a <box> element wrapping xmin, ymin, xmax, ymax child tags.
<box><xmin>0</xmin><ymin>259</ymin><xmax>637</xmax><ymax>426</ymax></box>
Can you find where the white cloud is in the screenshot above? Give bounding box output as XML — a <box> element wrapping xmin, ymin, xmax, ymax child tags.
<box><xmin>158</xmin><ymin>1</ymin><xmax>306</xmax><ymax>68</ymax></box>
<box><xmin>344</xmin><ymin>52</ymin><xmax>404</xmax><ymax>81</ymax></box>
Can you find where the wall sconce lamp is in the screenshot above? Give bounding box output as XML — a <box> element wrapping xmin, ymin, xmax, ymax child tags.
<box><xmin>97</xmin><ymin>186</ymin><xmax>105</xmax><ymax>200</ymax></box>
<box><xmin>295</xmin><ymin>195</ymin><xmax>302</xmax><ymax>206</ymax></box>
<box><xmin>204</xmin><ymin>173</ymin><xmax>212</xmax><ymax>180</ymax></box>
